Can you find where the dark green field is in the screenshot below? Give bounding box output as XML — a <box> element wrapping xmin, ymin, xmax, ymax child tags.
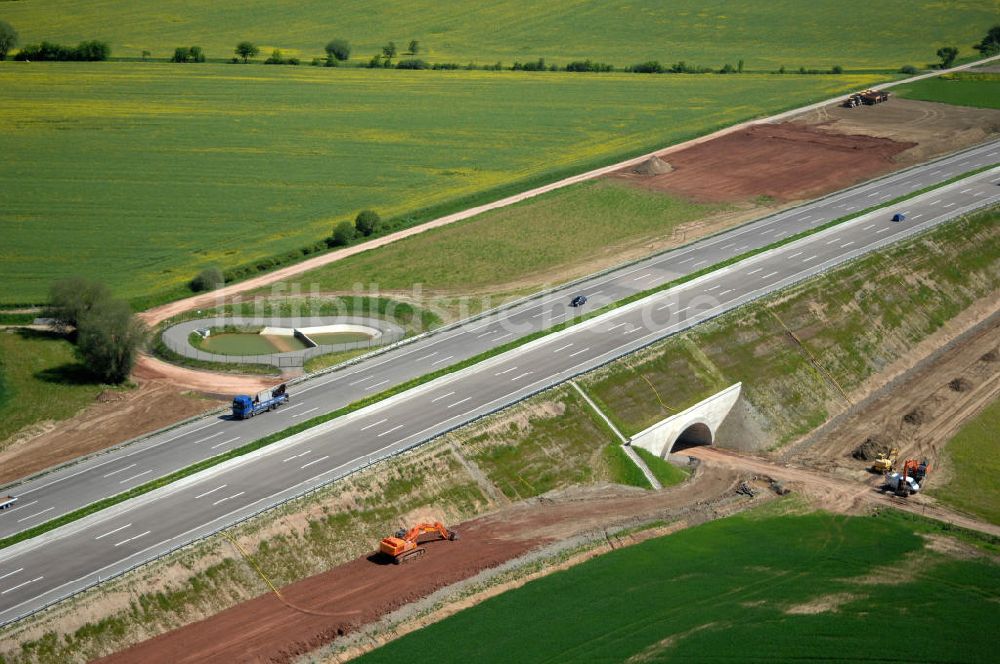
<box><xmin>895</xmin><ymin>72</ymin><xmax>1000</xmax><ymax>110</ymax></box>
<box><xmin>359</xmin><ymin>507</ymin><xmax>1000</xmax><ymax>663</ymax></box>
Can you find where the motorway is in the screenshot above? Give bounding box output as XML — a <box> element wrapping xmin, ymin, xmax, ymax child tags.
<box><xmin>0</xmin><ymin>142</ymin><xmax>997</xmax><ymax>624</ymax></box>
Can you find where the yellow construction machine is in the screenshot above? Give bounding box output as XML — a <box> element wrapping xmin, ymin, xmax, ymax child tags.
<box><xmin>871</xmin><ymin>447</ymin><xmax>899</xmax><ymax>474</ymax></box>
<box><xmin>379</xmin><ymin>522</ymin><xmax>459</xmax><ymax>564</ymax></box>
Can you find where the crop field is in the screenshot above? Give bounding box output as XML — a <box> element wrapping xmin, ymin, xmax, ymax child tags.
<box><xmin>358</xmin><ymin>508</ymin><xmax>1000</xmax><ymax>663</ymax></box>
<box><xmin>2</xmin><ymin>0</ymin><xmax>994</xmax><ymax>69</ymax></box>
<box><xmin>931</xmin><ymin>396</ymin><xmax>1000</xmax><ymax>525</ymax></box>
<box><xmin>0</xmin><ymin>65</ymin><xmax>885</xmax><ymax>305</ymax></box>
<box><xmin>894</xmin><ymin>72</ymin><xmax>1000</xmax><ymax>110</ymax></box>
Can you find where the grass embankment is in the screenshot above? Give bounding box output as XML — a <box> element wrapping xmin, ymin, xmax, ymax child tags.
<box><xmin>275</xmin><ymin>180</ymin><xmax>730</xmax><ymax>306</ymax></box>
<box><xmin>633</xmin><ymin>446</ymin><xmax>689</xmax><ymax>487</ymax></box>
<box><xmin>584</xmin><ymin>204</ymin><xmax>1000</xmax><ymax>442</ymax></box>
<box><xmin>358</xmin><ymin>506</ymin><xmax>1000</xmax><ymax>663</ymax></box>
<box><xmin>0</xmin><ymin>63</ymin><xmax>887</xmax><ymax>305</ymax></box>
<box><xmin>3</xmin><ymin>0</ymin><xmax>993</xmax><ymax>69</ymax></box>
<box><xmin>894</xmin><ymin>71</ymin><xmax>1000</xmax><ymax>110</ymax></box>
<box><xmin>0</xmin><ymin>330</ymin><xmax>109</xmax><ymax>449</ymax></box>
<box><xmin>931</xmin><ymin>396</ymin><xmax>1000</xmax><ymax>525</ymax></box>
<box><xmin>0</xmin><ymin>386</ymin><xmax>638</xmax><ymax>662</ymax></box>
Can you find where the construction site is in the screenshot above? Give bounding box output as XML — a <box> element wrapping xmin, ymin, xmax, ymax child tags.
<box><xmin>1</xmin><ymin>75</ymin><xmax>998</xmax><ymax>663</ymax></box>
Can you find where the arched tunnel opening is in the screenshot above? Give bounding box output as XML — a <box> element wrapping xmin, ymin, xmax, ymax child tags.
<box><xmin>670</xmin><ymin>422</ymin><xmax>713</xmax><ymax>452</ymax></box>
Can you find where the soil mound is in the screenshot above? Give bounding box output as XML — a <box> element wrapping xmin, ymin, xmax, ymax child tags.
<box><xmin>852</xmin><ymin>435</ymin><xmax>891</xmax><ymax>461</ymax></box>
<box><xmin>633</xmin><ymin>156</ymin><xmax>673</xmax><ymax>175</ymax></box>
<box><xmin>903</xmin><ymin>408</ymin><xmax>925</xmax><ymax>425</ymax></box>
<box><xmin>96</xmin><ymin>390</ymin><xmax>127</xmax><ymax>404</ymax></box>
<box><xmin>948</xmin><ymin>377</ymin><xmax>973</xmax><ymax>392</ymax></box>
<box><xmin>981</xmin><ymin>348</ymin><xmax>998</xmax><ymax>362</ymax></box>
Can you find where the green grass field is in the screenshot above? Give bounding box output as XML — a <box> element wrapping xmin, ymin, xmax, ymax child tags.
<box><xmin>0</xmin><ymin>64</ymin><xmax>886</xmax><ymax>305</ymax></box>
<box><xmin>0</xmin><ymin>330</ymin><xmax>108</xmax><ymax>447</ymax></box>
<box><xmin>894</xmin><ymin>71</ymin><xmax>1000</xmax><ymax>110</ymax></box>
<box><xmin>931</xmin><ymin>396</ymin><xmax>1000</xmax><ymax>525</ymax></box>
<box><xmin>278</xmin><ymin>180</ymin><xmax>730</xmax><ymax>301</ymax></box>
<box><xmin>358</xmin><ymin>507</ymin><xmax>1000</xmax><ymax>663</ymax></box>
<box><xmin>2</xmin><ymin>0</ymin><xmax>994</xmax><ymax>69</ymax></box>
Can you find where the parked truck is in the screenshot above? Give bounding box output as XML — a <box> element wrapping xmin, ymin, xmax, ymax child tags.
<box><xmin>0</xmin><ymin>495</ymin><xmax>18</xmax><ymax>511</ymax></box>
<box><xmin>231</xmin><ymin>384</ymin><xmax>289</xmax><ymax>419</ymax></box>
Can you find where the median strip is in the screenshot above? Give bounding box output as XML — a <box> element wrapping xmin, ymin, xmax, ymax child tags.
<box><xmin>1</xmin><ymin>164</ymin><xmax>994</xmax><ymax>552</ymax></box>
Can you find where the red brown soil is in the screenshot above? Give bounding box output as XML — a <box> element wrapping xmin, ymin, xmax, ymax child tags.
<box><xmin>133</xmin><ymin>354</ymin><xmax>284</xmax><ymax>395</ymax></box>
<box><xmin>612</xmin><ymin>122</ymin><xmax>915</xmax><ymax>203</ymax></box>
<box><xmin>97</xmin><ymin>465</ymin><xmax>739</xmax><ymax>664</ymax></box>
<box><xmin>0</xmin><ymin>380</ymin><xmax>221</xmax><ymax>485</ymax></box>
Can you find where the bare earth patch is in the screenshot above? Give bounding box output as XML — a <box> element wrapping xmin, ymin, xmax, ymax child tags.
<box><xmin>786</xmin><ymin>592</ymin><xmax>861</xmax><ymax>615</ymax></box>
<box><xmin>0</xmin><ymin>380</ymin><xmax>221</xmax><ymax>485</ymax></box>
<box><xmin>610</xmin><ymin>97</ymin><xmax>1000</xmax><ymax>204</ymax></box>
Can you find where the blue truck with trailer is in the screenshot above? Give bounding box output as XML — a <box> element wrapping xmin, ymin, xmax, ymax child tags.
<box><xmin>232</xmin><ymin>384</ymin><xmax>289</xmax><ymax>419</ymax></box>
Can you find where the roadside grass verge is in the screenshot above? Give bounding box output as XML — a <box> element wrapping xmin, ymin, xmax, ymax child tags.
<box><xmin>633</xmin><ymin>446</ymin><xmax>689</xmax><ymax>487</ymax></box>
<box><xmin>278</xmin><ymin>180</ymin><xmax>731</xmax><ymax>300</ymax></box>
<box><xmin>356</xmin><ymin>508</ymin><xmax>1000</xmax><ymax>664</ymax></box>
<box><xmin>602</xmin><ymin>445</ymin><xmax>651</xmax><ymax>489</ymax></box>
<box><xmin>894</xmin><ymin>71</ymin><xmax>1000</xmax><ymax>110</ymax></box>
<box><xmin>466</xmin><ymin>387</ymin><xmax>622</xmax><ymax>498</ymax></box>
<box><xmin>584</xmin><ymin>204</ymin><xmax>1000</xmax><ymax>442</ymax></box>
<box><xmin>0</xmin><ymin>63</ymin><xmax>887</xmax><ymax>305</ymax></box>
<box><xmin>929</xmin><ymin>396</ymin><xmax>1000</xmax><ymax>525</ymax></box>
<box><xmin>0</xmin><ymin>329</ymin><xmax>110</xmax><ymax>450</ymax></box>
<box><xmin>3</xmin><ymin>176</ymin><xmax>993</xmax><ymax>550</ymax></box>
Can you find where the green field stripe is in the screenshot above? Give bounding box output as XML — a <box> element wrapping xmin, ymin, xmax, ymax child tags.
<box><xmin>0</xmin><ymin>165</ymin><xmax>993</xmax><ymax>552</ymax></box>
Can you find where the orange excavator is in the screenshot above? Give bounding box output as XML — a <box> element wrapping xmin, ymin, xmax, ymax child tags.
<box><xmin>379</xmin><ymin>522</ymin><xmax>459</xmax><ymax>564</ymax></box>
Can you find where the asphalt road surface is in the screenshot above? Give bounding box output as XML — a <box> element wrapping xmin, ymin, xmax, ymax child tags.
<box><xmin>0</xmin><ymin>143</ymin><xmax>997</xmax><ymax>625</ymax></box>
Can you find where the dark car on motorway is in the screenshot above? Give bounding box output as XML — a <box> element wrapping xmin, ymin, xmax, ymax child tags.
<box><xmin>570</xmin><ymin>295</ymin><xmax>587</xmax><ymax>307</ymax></box>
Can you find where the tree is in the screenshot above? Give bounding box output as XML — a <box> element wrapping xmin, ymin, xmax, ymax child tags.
<box><xmin>737</xmin><ymin>59</ymin><xmax>744</xmax><ymax>73</ymax></box>
<box><xmin>325</xmin><ymin>38</ymin><xmax>350</xmax><ymax>61</ymax></box>
<box><xmin>0</xmin><ymin>20</ymin><xmax>17</xmax><ymax>61</ymax></box>
<box><xmin>46</xmin><ymin>277</ymin><xmax>112</xmax><ymax>331</ymax></box>
<box><xmin>141</xmin><ymin>50</ymin><xmax>151</xmax><ymax>61</ymax></box>
<box><xmin>189</xmin><ymin>266</ymin><xmax>225</xmax><ymax>292</ymax></box>
<box><xmin>354</xmin><ymin>209</ymin><xmax>381</xmax><ymax>236</ymax></box>
<box><xmin>189</xmin><ymin>46</ymin><xmax>205</xmax><ymax>62</ymax></box>
<box><xmin>235</xmin><ymin>41</ymin><xmax>259</xmax><ymax>63</ymax></box>
<box><xmin>937</xmin><ymin>46</ymin><xmax>958</xmax><ymax>69</ymax></box>
<box><xmin>382</xmin><ymin>41</ymin><xmax>397</xmax><ymax>60</ymax></box>
<box><xmin>76</xmin><ymin>298</ymin><xmax>147</xmax><ymax>384</ymax></box>
<box><xmin>332</xmin><ymin>221</ymin><xmax>356</xmax><ymax>246</ymax></box>
<box><xmin>75</xmin><ymin>40</ymin><xmax>110</xmax><ymax>61</ymax></box>
<box><xmin>407</xmin><ymin>40</ymin><xmax>419</xmax><ymax>55</ymax></box>
<box><xmin>974</xmin><ymin>25</ymin><xmax>1000</xmax><ymax>56</ymax></box>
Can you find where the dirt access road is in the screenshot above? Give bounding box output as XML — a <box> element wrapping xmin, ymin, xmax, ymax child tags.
<box><xmin>97</xmin><ymin>464</ymin><xmax>741</xmax><ymax>664</ymax></box>
<box><xmin>786</xmin><ymin>305</ymin><xmax>1000</xmax><ymax>485</ymax></box>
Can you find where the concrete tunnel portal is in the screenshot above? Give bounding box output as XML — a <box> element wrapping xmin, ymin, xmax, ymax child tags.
<box><xmin>630</xmin><ymin>384</ymin><xmax>740</xmax><ymax>458</ymax></box>
<box><xmin>672</xmin><ymin>421</ymin><xmax>714</xmax><ymax>450</ymax></box>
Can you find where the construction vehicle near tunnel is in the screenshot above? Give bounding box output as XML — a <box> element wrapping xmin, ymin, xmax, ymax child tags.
<box><xmin>379</xmin><ymin>522</ymin><xmax>458</xmax><ymax>564</ymax></box>
<box><xmin>884</xmin><ymin>459</ymin><xmax>929</xmax><ymax>497</ymax></box>
<box><xmin>231</xmin><ymin>384</ymin><xmax>289</xmax><ymax>420</ymax></box>
<box><xmin>871</xmin><ymin>447</ymin><xmax>899</xmax><ymax>474</ymax></box>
